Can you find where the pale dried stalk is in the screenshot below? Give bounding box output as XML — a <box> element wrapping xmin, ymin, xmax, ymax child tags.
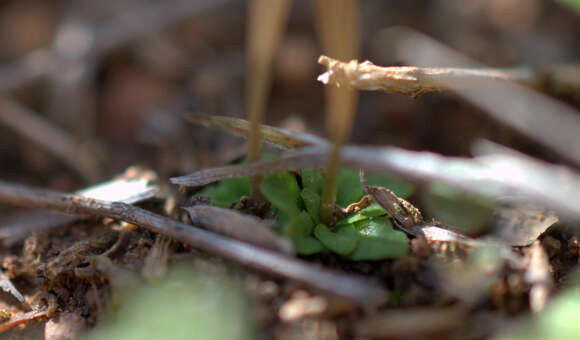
<box><xmin>246</xmin><ymin>0</ymin><xmax>292</xmax><ymax>198</ymax></box>
<box><xmin>0</xmin><ymin>180</ymin><xmax>387</xmax><ymax>305</ymax></box>
<box><xmin>317</xmin><ymin>55</ymin><xmax>529</xmax><ymax>98</ymax></box>
<box><xmin>315</xmin><ymin>0</ymin><xmax>360</xmax><ymax>224</ymax></box>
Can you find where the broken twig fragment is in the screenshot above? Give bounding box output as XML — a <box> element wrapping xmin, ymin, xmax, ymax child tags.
<box><xmin>318</xmin><ymin>55</ymin><xmax>526</xmax><ymax>98</ymax></box>
<box><xmin>184</xmin><ymin>205</ymin><xmax>293</xmax><ymax>254</ymax></box>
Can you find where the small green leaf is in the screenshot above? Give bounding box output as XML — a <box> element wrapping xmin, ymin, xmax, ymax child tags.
<box><xmin>301</xmin><ymin>169</ymin><xmax>325</xmax><ymax>196</ymax></box>
<box><xmin>335</xmin><ymin>202</ymin><xmax>387</xmax><ymax>227</ymax></box>
<box><xmin>314</xmin><ymin>224</ymin><xmax>359</xmax><ymax>255</ymax></box>
<box><xmin>349</xmin><ymin>217</ymin><xmax>409</xmax><ymax>260</ymax></box>
<box><xmin>284</xmin><ymin>211</ymin><xmax>325</xmax><ymax>255</ymax></box>
<box><xmin>337</xmin><ymin>168</ymin><xmax>364</xmax><ymax>207</ymax></box>
<box><xmin>559</xmin><ymin>0</ymin><xmax>580</xmax><ymax>14</ymax></box>
<box><xmin>301</xmin><ymin>188</ymin><xmax>321</xmax><ymax>224</ymax></box>
<box><xmin>260</xmin><ymin>172</ymin><xmax>301</xmax><ymax>217</ymax></box>
<box><xmin>293</xmin><ymin>237</ymin><xmax>326</xmax><ymax>255</ymax></box>
<box><xmin>365</xmin><ymin>174</ymin><xmax>415</xmax><ymax>199</ymax></box>
<box><xmin>198</xmin><ymin>177</ymin><xmax>250</xmax><ymax>207</ymax></box>
<box><xmin>284</xmin><ymin>211</ymin><xmax>314</xmax><ymax>238</ymax></box>
<box><xmin>360</xmin><ymin>202</ymin><xmax>388</xmax><ymax>217</ymax></box>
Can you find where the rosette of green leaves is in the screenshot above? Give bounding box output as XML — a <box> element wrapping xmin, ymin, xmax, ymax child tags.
<box><xmin>197</xmin><ymin>167</ymin><xmax>412</xmax><ymax>260</ymax></box>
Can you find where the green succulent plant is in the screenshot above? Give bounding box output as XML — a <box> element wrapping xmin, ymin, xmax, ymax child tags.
<box><xmin>198</xmin><ymin>168</ymin><xmax>412</xmax><ymax>260</ymax></box>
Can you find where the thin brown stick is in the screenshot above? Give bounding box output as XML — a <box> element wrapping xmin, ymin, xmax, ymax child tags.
<box><xmin>317</xmin><ymin>55</ymin><xmax>530</xmax><ymax>98</ymax></box>
<box><xmin>172</xmin><ymin>140</ymin><xmax>580</xmax><ymax>223</ymax></box>
<box><xmin>0</xmin><ymin>180</ymin><xmax>387</xmax><ymax>305</ymax></box>
<box><xmin>0</xmin><ymin>166</ymin><xmax>158</xmax><ymax>244</ymax></box>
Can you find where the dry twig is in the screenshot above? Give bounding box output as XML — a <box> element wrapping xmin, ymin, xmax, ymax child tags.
<box><xmin>172</xmin><ymin>138</ymin><xmax>580</xmax><ymax>223</ymax></box>
<box><xmin>0</xmin><ymin>180</ymin><xmax>387</xmax><ymax>305</ymax></box>
<box><xmin>184</xmin><ymin>205</ymin><xmax>293</xmax><ymax>254</ymax></box>
<box><xmin>0</xmin><ymin>167</ymin><xmax>158</xmax><ymax>244</ymax></box>
<box><xmin>317</xmin><ymin>55</ymin><xmax>528</xmax><ymax>98</ymax></box>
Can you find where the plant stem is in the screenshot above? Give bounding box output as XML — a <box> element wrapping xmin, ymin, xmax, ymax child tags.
<box><xmin>315</xmin><ymin>0</ymin><xmax>360</xmax><ymax>224</ymax></box>
<box><xmin>319</xmin><ymin>141</ymin><xmax>341</xmax><ymax>223</ymax></box>
<box><xmin>245</xmin><ymin>0</ymin><xmax>291</xmax><ymax>199</ymax></box>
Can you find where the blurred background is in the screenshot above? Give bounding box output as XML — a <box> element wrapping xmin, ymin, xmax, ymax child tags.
<box><xmin>1</xmin><ymin>1</ymin><xmax>580</xmax><ymax>339</ymax></box>
<box><xmin>0</xmin><ymin>0</ymin><xmax>579</xmax><ymax>190</ymax></box>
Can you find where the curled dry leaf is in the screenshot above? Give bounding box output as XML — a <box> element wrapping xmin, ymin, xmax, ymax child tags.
<box><xmin>184</xmin><ymin>205</ymin><xmax>293</xmax><ymax>254</ymax></box>
<box><xmin>360</xmin><ymin>170</ymin><xmax>423</xmax><ymax>229</ymax></box>
<box><xmin>492</xmin><ymin>203</ymin><xmax>558</xmax><ymax>247</ymax></box>
<box><xmin>185</xmin><ymin>113</ymin><xmax>325</xmax><ymax>149</ymax></box>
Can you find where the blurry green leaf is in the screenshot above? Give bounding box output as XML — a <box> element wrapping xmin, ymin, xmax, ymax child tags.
<box><xmin>283</xmin><ymin>211</ymin><xmax>313</xmax><ymax>237</ymax></box>
<box><xmin>301</xmin><ymin>169</ymin><xmax>325</xmax><ymax>196</ymax></box>
<box><xmin>424</xmin><ymin>182</ymin><xmax>495</xmax><ymax>235</ymax></box>
<box><xmin>360</xmin><ymin>202</ymin><xmax>388</xmax><ymax>217</ymax></box>
<box><xmin>337</xmin><ymin>168</ymin><xmax>364</xmax><ymax>207</ymax></box>
<box><xmin>314</xmin><ymin>224</ymin><xmax>359</xmax><ymax>255</ymax></box>
<box><xmin>88</xmin><ymin>264</ymin><xmax>254</xmax><ymax>340</ymax></box>
<box><xmin>301</xmin><ymin>188</ymin><xmax>321</xmax><ymax>224</ymax></box>
<box><xmin>284</xmin><ymin>211</ymin><xmax>325</xmax><ymax>255</ymax></box>
<box><xmin>559</xmin><ymin>0</ymin><xmax>580</xmax><ymax>13</ymax></box>
<box><xmin>365</xmin><ymin>174</ymin><xmax>415</xmax><ymax>198</ymax></box>
<box><xmin>198</xmin><ymin>177</ymin><xmax>250</xmax><ymax>207</ymax></box>
<box><xmin>348</xmin><ymin>217</ymin><xmax>409</xmax><ymax>260</ymax></box>
<box><xmin>336</xmin><ymin>168</ymin><xmax>415</xmax><ymax>207</ymax></box>
<box><xmin>293</xmin><ymin>236</ymin><xmax>326</xmax><ymax>255</ymax></box>
<box><xmin>261</xmin><ymin>172</ymin><xmax>301</xmax><ymax>217</ymax></box>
